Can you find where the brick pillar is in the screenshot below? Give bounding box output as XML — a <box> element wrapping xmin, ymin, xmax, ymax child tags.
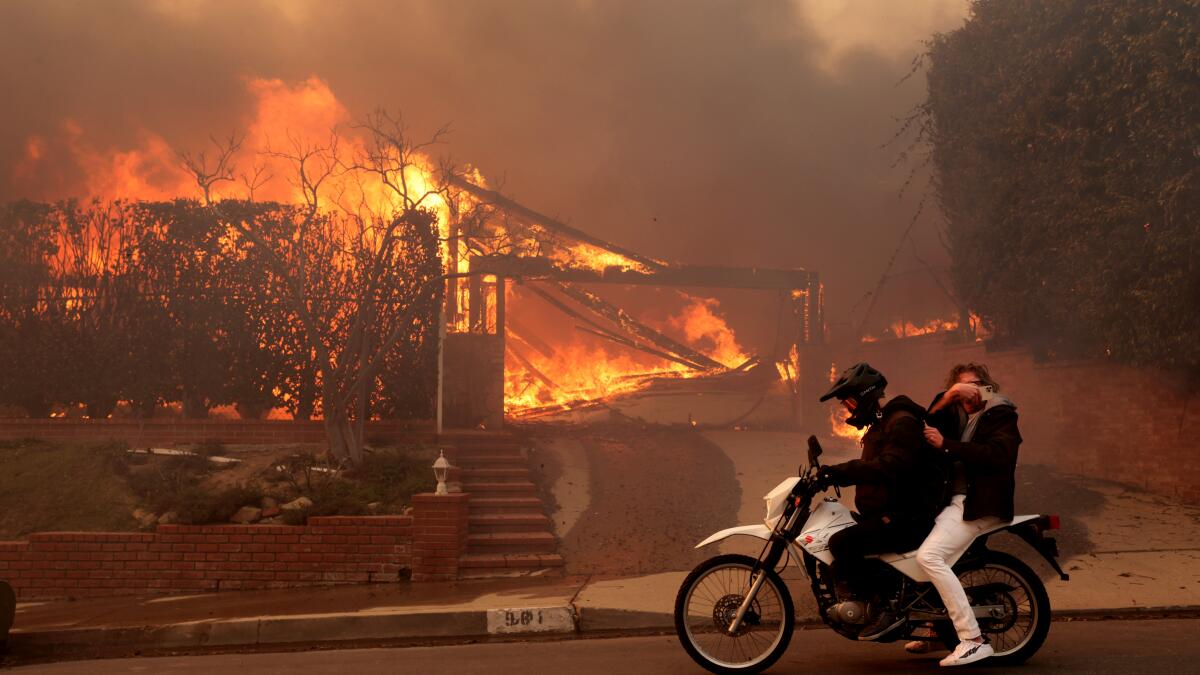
<box><xmin>411</xmin><ymin>492</ymin><xmax>470</xmax><ymax>581</ymax></box>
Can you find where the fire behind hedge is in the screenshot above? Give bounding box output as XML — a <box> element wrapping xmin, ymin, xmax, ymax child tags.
<box><xmin>0</xmin><ymin>198</ymin><xmax>440</xmax><ymax>421</ymax></box>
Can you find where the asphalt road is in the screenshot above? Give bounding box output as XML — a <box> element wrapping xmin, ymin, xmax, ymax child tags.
<box><xmin>12</xmin><ymin>618</ymin><xmax>1199</xmax><ymax>674</ymax></box>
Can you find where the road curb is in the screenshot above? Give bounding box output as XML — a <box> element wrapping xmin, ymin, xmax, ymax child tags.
<box><xmin>7</xmin><ymin>606</ymin><xmax>571</xmax><ymax>656</ymax></box>
<box><xmin>7</xmin><ymin>604</ymin><xmax>1198</xmax><ymax>658</ymax></box>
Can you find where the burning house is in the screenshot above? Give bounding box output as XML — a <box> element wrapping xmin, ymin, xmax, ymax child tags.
<box><xmin>437</xmin><ymin>177</ymin><xmax>827</xmax><ymax>431</ymax></box>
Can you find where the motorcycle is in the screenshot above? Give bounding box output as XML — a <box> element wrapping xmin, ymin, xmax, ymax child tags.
<box><xmin>674</xmin><ymin>436</ymin><xmax>1069</xmax><ymax>673</ymax></box>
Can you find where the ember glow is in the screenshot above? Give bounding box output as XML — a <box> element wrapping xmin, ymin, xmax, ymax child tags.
<box><xmin>860</xmin><ymin>313</ymin><xmax>988</xmax><ymax>343</ymax></box>
<box><xmin>504</xmin><ymin>292</ymin><xmax>750</xmax><ymax>413</ymax></box>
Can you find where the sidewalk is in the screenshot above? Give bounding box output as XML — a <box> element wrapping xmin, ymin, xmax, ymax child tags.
<box><xmin>9</xmin><ymin>546</ymin><xmax>1200</xmax><ymax>661</ymax></box>
<box><xmin>9</xmin><ymin>432</ymin><xmax>1199</xmax><ymax>660</ymax></box>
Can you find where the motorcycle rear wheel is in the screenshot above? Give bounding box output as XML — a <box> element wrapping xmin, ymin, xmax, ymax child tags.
<box><xmin>939</xmin><ymin>550</ymin><xmax>1052</xmax><ymax>665</ymax></box>
<box><xmin>674</xmin><ymin>554</ymin><xmax>795</xmax><ymax>674</ymax></box>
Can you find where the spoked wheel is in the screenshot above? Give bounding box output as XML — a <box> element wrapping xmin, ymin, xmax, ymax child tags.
<box><xmin>941</xmin><ymin>551</ymin><xmax>1052</xmax><ymax>665</ymax></box>
<box><xmin>674</xmin><ymin>554</ymin><xmax>795</xmax><ymax>674</ymax></box>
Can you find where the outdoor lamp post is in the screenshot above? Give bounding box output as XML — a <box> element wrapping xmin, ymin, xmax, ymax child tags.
<box><xmin>433</xmin><ymin>450</ymin><xmax>451</xmax><ymax>495</ymax></box>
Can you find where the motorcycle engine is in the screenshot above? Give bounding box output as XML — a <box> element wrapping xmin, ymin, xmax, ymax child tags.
<box><xmin>826</xmin><ymin>600</ymin><xmax>868</xmax><ymax>625</ymax></box>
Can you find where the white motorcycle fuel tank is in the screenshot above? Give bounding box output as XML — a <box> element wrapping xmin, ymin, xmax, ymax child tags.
<box><xmin>796</xmin><ymin>499</ymin><xmax>856</xmax><ymax>565</ymax></box>
<box><xmin>797</xmin><ymin>499</ymin><xmax>932</xmax><ymax>582</ymax></box>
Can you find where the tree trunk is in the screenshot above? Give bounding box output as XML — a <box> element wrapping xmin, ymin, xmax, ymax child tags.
<box><xmin>295</xmin><ymin>360</ymin><xmax>316</xmax><ymax>421</ymax></box>
<box><xmin>181</xmin><ymin>388</ymin><xmax>209</xmax><ymax>419</ymax></box>
<box><xmin>235</xmin><ymin>400</ymin><xmax>268</xmax><ymax>420</ymax></box>
<box><xmin>324</xmin><ymin>414</ymin><xmax>356</xmax><ymax>465</ymax></box>
<box><xmin>86</xmin><ymin>396</ymin><xmax>118</xmax><ymax>420</ymax></box>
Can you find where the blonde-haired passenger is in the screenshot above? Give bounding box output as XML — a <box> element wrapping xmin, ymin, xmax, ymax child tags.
<box><xmin>909</xmin><ymin>363</ymin><xmax>1022</xmax><ymax>667</ymax></box>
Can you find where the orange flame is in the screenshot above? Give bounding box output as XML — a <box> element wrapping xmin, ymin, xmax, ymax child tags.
<box><xmin>828</xmin><ymin>405</ymin><xmax>867</xmax><ymax>442</ymax></box>
<box><xmin>504</xmin><ymin>293</ymin><xmax>748</xmax><ymax>413</ymax></box>
<box><xmin>11</xmin><ymin>74</ymin><xmax>755</xmax><ymax>419</ymax></box>
<box><xmin>666</xmin><ymin>295</ymin><xmax>749</xmax><ymax>369</ymax></box>
<box><xmin>860</xmin><ymin>315</ymin><xmax>974</xmax><ymax>343</ymax></box>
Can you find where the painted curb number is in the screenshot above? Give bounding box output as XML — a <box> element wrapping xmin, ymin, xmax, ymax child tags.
<box><xmin>486</xmin><ymin>606</ymin><xmax>575</xmax><ymax>635</ymax></box>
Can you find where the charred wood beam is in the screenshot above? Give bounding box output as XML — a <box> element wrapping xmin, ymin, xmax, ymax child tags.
<box><xmin>522</xmin><ymin>283</ymin><xmax>708</xmax><ymax>371</ymax></box>
<box><xmin>573</xmin><ymin>325</ymin><xmax>709</xmax><ymax>371</ymax></box>
<box><xmin>505</xmin><ymin>343</ymin><xmax>559</xmax><ymax>392</ymax></box>
<box><xmin>470</xmin><ymin>254</ymin><xmax>817</xmax><ymax>291</ymax></box>
<box><xmin>554</xmin><ymin>282</ymin><xmax>727</xmax><ymax>371</ymax></box>
<box><xmin>448</xmin><ymin>177</ymin><xmax>667</xmax><ymax>271</ymax></box>
<box><xmin>523</xmin><ymin>282</ymin><xmax>632</xmax><ymax>346</ymax></box>
<box><xmin>506</xmin><ymin>318</ymin><xmax>557</xmax><ymax>358</ymax></box>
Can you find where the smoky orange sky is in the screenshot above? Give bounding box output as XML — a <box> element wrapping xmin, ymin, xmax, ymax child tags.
<box><xmin>0</xmin><ymin>0</ymin><xmax>968</xmax><ymax>338</ymax></box>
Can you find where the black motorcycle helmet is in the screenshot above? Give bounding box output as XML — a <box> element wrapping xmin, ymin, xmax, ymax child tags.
<box><xmin>820</xmin><ymin>362</ymin><xmax>887</xmax><ymax>429</ymax></box>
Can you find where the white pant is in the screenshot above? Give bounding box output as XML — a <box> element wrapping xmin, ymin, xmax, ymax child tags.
<box><xmin>916</xmin><ymin>495</ymin><xmax>1001</xmax><ymax>640</ymax></box>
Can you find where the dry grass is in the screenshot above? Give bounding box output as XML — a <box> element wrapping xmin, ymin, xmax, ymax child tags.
<box><xmin>0</xmin><ymin>439</ymin><xmax>437</xmax><ymax>537</ymax></box>
<box><xmin>0</xmin><ymin>439</ymin><xmax>137</xmax><ymax>539</ymax></box>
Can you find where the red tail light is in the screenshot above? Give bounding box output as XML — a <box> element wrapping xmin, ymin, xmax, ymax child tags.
<box><xmin>1044</xmin><ymin>514</ymin><xmax>1061</xmax><ymax>530</ymax></box>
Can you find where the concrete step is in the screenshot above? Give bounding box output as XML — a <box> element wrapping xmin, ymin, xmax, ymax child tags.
<box><xmin>461</xmin><ymin>468</ymin><xmax>530</xmax><ymax>482</ymax></box>
<box><xmin>468</xmin><ymin>497</ymin><xmax>545</xmax><ymax>514</ymax></box>
<box><xmin>467</xmin><ymin>531</ymin><xmax>557</xmax><ymax>553</ymax></box>
<box><xmin>453</xmin><ymin>452</ymin><xmax>525</xmax><ymax>467</ymax></box>
<box><xmin>461</xmin><ymin>481</ymin><xmax>537</xmax><ymax>497</ymax></box>
<box><xmin>469</xmin><ymin>513</ymin><xmax>551</xmax><ymax>534</ymax></box>
<box><xmin>453</xmin><ymin>458</ymin><xmax>529</xmax><ymax>473</ymax></box>
<box><xmin>457</xmin><ymin>553</ymin><xmax>565</xmax><ymax>579</ymax></box>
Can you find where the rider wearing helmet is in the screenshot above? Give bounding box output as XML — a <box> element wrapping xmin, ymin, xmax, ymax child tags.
<box><xmin>817</xmin><ymin>362</ymin><xmax>946</xmax><ymax>640</ymax></box>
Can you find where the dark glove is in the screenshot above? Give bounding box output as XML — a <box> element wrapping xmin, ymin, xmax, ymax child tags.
<box><xmin>815</xmin><ymin>466</ymin><xmax>841</xmax><ymax>490</ymax></box>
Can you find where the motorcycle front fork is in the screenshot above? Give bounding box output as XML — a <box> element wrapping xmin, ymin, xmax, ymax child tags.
<box><xmin>724</xmin><ymin>504</ymin><xmax>801</xmax><ymax>629</ymax></box>
<box><xmin>727</xmin><ymin>519</ymin><xmax>801</xmax><ymax>634</ymax></box>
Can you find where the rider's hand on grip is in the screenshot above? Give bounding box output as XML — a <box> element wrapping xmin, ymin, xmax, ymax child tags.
<box><xmin>814</xmin><ymin>466</ymin><xmax>839</xmax><ymax>490</ymax></box>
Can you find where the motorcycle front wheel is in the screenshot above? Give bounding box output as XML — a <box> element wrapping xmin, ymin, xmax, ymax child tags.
<box><xmin>674</xmin><ymin>554</ymin><xmax>795</xmax><ymax>674</ymax></box>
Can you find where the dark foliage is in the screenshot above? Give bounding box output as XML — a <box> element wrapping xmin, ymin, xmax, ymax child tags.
<box><xmin>925</xmin><ymin>0</ymin><xmax>1200</xmax><ymax>378</ymax></box>
<box><xmin>0</xmin><ymin>199</ymin><xmax>441</xmax><ymax>418</ymax></box>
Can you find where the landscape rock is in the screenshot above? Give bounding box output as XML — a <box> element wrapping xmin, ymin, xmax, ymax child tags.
<box><xmin>281</xmin><ymin>496</ymin><xmax>313</xmax><ymax>511</ymax></box>
<box><xmin>367</xmin><ymin>502</ymin><xmax>382</xmax><ymax>513</ymax></box>
<box><xmin>133</xmin><ymin>509</ymin><xmax>158</xmax><ymax>528</ymax></box>
<box><xmin>258</xmin><ymin>516</ymin><xmax>281</xmax><ymax>525</ymax></box>
<box><xmin>260</xmin><ymin>496</ymin><xmax>278</xmax><ymax>510</ymax></box>
<box><xmin>261</xmin><ymin>506</ymin><xmax>281</xmax><ymax>518</ymax></box>
<box><xmin>230</xmin><ymin>506</ymin><xmax>262</xmax><ymax>524</ymax></box>
<box><xmin>157</xmin><ymin>511</ymin><xmax>178</xmax><ymax>525</ymax></box>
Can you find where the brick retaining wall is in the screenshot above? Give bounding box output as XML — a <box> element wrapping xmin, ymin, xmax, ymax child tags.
<box><xmin>0</xmin><ymin>419</ymin><xmax>435</xmax><ymax>446</ymax></box>
<box><xmin>411</xmin><ymin>493</ymin><xmax>470</xmax><ymax>582</ymax></box>
<box><xmin>0</xmin><ymin>515</ymin><xmax>414</xmax><ymax>600</ymax></box>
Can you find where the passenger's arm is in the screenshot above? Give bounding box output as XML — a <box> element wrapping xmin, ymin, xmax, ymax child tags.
<box><xmin>941</xmin><ymin>409</ymin><xmax>1021</xmax><ymax>472</ymax></box>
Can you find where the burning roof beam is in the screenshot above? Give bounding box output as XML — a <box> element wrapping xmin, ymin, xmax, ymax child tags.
<box><xmin>554</xmin><ymin>282</ymin><xmax>728</xmax><ymax>371</ymax></box>
<box><xmin>471</xmin><ymin>254</ymin><xmax>817</xmax><ymax>291</ymax></box>
<box><xmin>448</xmin><ymin>176</ymin><xmax>668</xmax><ymax>272</ymax></box>
<box><xmin>522</xmin><ymin>283</ymin><xmax>710</xmax><ymax>370</ymax></box>
<box><xmin>505</xmin><ymin>343</ymin><xmax>560</xmax><ymax>392</ymax></box>
<box><xmin>572</xmin><ymin>325</ymin><xmax>710</xmax><ymax>371</ymax></box>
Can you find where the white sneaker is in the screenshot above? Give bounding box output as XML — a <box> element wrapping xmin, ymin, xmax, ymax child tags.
<box><xmin>939</xmin><ymin>639</ymin><xmax>993</xmax><ymax>667</ymax></box>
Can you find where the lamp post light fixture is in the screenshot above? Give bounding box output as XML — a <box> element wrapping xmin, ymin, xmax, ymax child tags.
<box><xmin>433</xmin><ymin>450</ymin><xmax>452</xmax><ymax>495</ymax></box>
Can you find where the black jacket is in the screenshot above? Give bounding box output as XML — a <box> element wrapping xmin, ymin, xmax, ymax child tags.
<box><xmin>826</xmin><ymin>395</ymin><xmax>946</xmax><ymax>523</ymax></box>
<box><xmin>926</xmin><ymin>391</ymin><xmax>1022</xmax><ymax>522</ymax></box>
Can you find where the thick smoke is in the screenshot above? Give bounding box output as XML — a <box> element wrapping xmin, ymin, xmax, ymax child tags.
<box><xmin>0</xmin><ymin>0</ymin><xmax>966</xmax><ymax>339</ymax></box>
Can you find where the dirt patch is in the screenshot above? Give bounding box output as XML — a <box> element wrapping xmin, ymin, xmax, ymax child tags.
<box><xmin>525</xmin><ymin>422</ymin><xmax>741</xmax><ymax>576</ymax></box>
